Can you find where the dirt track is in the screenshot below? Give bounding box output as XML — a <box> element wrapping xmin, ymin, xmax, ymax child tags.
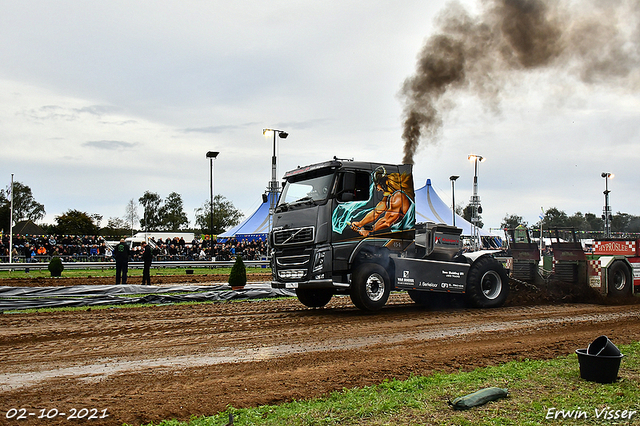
<box><xmin>1</xmin><ymin>276</ymin><xmax>640</xmax><ymax>426</ymax></box>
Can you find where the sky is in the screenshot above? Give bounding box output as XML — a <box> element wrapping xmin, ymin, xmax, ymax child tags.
<box><xmin>1</xmin><ymin>0</ymin><xmax>639</xmax><ymax>233</ymax></box>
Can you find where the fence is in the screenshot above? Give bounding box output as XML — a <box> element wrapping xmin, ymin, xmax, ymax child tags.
<box><xmin>0</xmin><ymin>253</ymin><xmax>269</xmax><ymax>264</ymax></box>
<box><xmin>0</xmin><ymin>260</ymin><xmax>270</xmax><ymax>272</ymax></box>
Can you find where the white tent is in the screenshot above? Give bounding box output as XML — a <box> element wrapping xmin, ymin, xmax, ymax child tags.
<box><xmin>414</xmin><ymin>179</ymin><xmax>496</xmax><ymax>237</ymax></box>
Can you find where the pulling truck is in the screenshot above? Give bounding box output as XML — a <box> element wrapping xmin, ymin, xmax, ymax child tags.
<box><xmin>587</xmin><ymin>238</ymin><xmax>640</xmax><ymax>297</ymax></box>
<box><xmin>269</xmin><ymin>158</ymin><xmax>509</xmax><ymax>311</ymax></box>
<box><xmin>505</xmin><ymin>226</ymin><xmax>540</xmax><ymax>282</ymax></box>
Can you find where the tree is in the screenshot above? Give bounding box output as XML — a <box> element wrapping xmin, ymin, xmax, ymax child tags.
<box><xmin>566</xmin><ymin>212</ymin><xmax>588</xmax><ymax>231</ymax></box>
<box><xmin>627</xmin><ymin>216</ymin><xmax>640</xmax><ymax>233</ymax></box>
<box><xmin>501</xmin><ymin>214</ymin><xmax>527</xmax><ymax>229</ymax></box>
<box><xmin>611</xmin><ymin>212</ymin><xmax>632</xmax><ymax>233</ymax></box>
<box><xmin>194</xmin><ymin>194</ymin><xmax>243</xmax><ymax>234</ymax></box>
<box><xmin>228</xmin><ymin>255</ymin><xmax>247</xmax><ymax>289</ymax></box>
<box><xmin>585</xmin><ymin>212</ymin><xmax>604</xmax><ymax>232</ymax></box>
<box><xmin>462</xmin><ymin>204</ymin><xmax>483</xmax><ymax>228</ymax></box>
<box><xmin>101</xmin><ymin>217</ymin><xmax>130</xmax><ymax>237</ymax></box>
<box><xmin>55</xmin><ymin>210</ymin><xmax>99</xmax><ymax>235</ymax></box>
<box><xmin>539</xmin><ymin>207</ymin><xmax>569</xmax><ymax>228</ymax></box>
<box><xmin>90</xmin><ymin>214</ymin><xmax>103</xmax><ymax>229</ymax></box>
<box><xmin>48</xmin><ymin>256</ymin><xmax>64</xmax><ymax>277</ymax></box>
<box><xmin>0</xmin><ymin>181</ymin><xmax>45</xmax><ymax>231</ymax></box>
<box><xmin>124</xmin><ymin>199</ymin><xmax>139</xmax><ymax>236</ymax></box>
<box><xmin>158</xmin><ymin>192</ymin><xmax>189</xmax><ymax>231</ymax></box>
<box><xmin>0</xmin><ymin>191</ymin><xmax>8</xmax><ymax>232</ymax></box>
<box><xmin>139</xmin><ymin>191</ymin><xmax>162</xmax><ymax>230</ymax></box>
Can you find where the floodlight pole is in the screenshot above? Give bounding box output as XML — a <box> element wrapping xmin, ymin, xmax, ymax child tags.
<box><xmin>9</xmin><ymin>173</ymin><xmax>13</xmax><ymax>264</ymax></box>
<box><xmin>206</xmin><ymin>151</ymin><xmax>219</xmax><ymax>245</ymax></box>
<box><xmin>449</xmin><ymin>175</ymin><xmax>459</xmax><ymax>227</ymax></box>
<box><xmin>263</xmin><ymin>129</ymin><xmax>288</xmax><ymax>240</ymax></box>
<box><xmin>602</xmin><ymin>172</ymin><xmax>612</xmax><ymax>238</ymax></box>
<box><xmin>468</xmin><ymin>155</ymin><xmax>484</xmax><ymax>251</ymax></box>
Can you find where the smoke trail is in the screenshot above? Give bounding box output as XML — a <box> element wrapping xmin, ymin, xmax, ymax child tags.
<box><xmin>400</xmin><ymin>0</ymin><xmax>640</xmax><ymax>164</ymax></box>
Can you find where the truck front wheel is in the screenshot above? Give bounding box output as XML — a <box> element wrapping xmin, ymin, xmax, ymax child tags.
<box><xmin>350</xmin><ymin>263</ymin><xmax>391</xmax><ymax>311</ymax></box>
<box><xmin>296</xmin><ymin>288</ymin><xmax>333</xmax><ymax>308</ymax></box>
<box><xmin>607</xmin><ymin>261</ymin><xmax>631</xmax><ymax>297</ymax></box>
<box><xmin>465</xmin><ymin>256</ymin><xmax>509</xmax><ymax>308</ymax></box>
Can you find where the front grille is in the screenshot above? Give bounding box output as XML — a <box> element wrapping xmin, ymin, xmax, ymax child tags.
<box><xmin>273</xmin><ymin>227</ymin><xmax>314</xmax><ymax>245</ymax></box>
<box><xmin>276</xmin><ymin>255</ymin><xmax>310</xmax><ymax>267</ymax></box>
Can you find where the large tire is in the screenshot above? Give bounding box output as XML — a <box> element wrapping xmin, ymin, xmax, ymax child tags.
<box><xmin>465</xmin><ymin>255</ymin><xmax>509</xmax><ymax>308</ymax></box>
<box><xmin>607</xmin><ymin>261</ymin><xmax>632</xmax><ymax>297</ymax></box>
<box><xmin>296</xmin><ymin>288</ymin><xmax>333</xmax><ymax>308</ymax></box>
<box><xmin>350</xmin><ymin>263</ymin><xmax>391</xmax><ymax>311</ymax></box>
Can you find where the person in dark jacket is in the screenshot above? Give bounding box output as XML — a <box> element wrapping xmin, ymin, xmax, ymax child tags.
<box><xmin>114</xmin><ymin>238</ymin><xmax>130</xmax><ymax>284</ymax></box>
<box><xmin>141</xmin><ymin>241</ymin><xmax>153</xmax><ymax>285</ymax></box>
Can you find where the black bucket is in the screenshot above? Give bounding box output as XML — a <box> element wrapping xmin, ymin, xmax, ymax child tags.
<box><xmin>587</xmin><ymin>335</ymin><xmax>621</xmax><ymax>357</ymax></box>
<box><xmin>576</xmin><ymin>336</ymin><xmax>624</xmax><ymax>384</ymax></box>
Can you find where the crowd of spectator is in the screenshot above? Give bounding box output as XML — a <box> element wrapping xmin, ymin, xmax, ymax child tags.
<box><xmin>134</xmin><ymin>237</ymin><xmax>268</xmax><ymax>262</ymax></box>
<box><xmin>0</xmin><ymin>234</ymin><xmax>268</xmax><ymax>263</ymax></box>
<box><xmin>0</xmin><ymin>234</ymin><xmax>110</xmax><ymax>262</ymax></box>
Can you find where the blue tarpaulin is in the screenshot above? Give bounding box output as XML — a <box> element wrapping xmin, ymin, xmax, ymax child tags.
<box><xmin>0</xmin><ymin>283</ymin><xmax>295</xmax><ymax>312</ymax></box>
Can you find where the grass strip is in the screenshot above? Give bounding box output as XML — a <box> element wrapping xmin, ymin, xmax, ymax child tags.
<box><xmin>140</xmin><ymin>341</ymin><xmax>639</xmax><ymax>426</ymax></box>
<box><xmin>0</xmin><ymin>267</ymin><xmax>270</xmax><ymax>280</ymax></box>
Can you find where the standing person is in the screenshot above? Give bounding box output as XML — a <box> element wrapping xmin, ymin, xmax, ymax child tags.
<box><xmin>114</xmin><ymin>238</ymin><xmax>130</xmax><ymax>284</ymax></box>
<box><xmin>141</xmin><ymin>241</ymin><xmax>153</xmax><ymax>285</ymax></box>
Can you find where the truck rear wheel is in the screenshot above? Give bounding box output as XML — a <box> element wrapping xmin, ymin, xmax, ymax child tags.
<box><xmin>465</xmin><ymin>255</ymin><xmax>509</xmax><ymax>308</ymax></box>
<box><xmin>607</xmin><ymin>261</ymin><xmax>631</xmax><ymax>297</ymax></box>
<box><xmin>350</xmin><ymin>263</ymin><xmax>390</xmax><ymax>311</ymax></box>
<box><xmin>296</xmin><ymin>288</ymin><xmax>333</xmax><ymax>308</ymax></box>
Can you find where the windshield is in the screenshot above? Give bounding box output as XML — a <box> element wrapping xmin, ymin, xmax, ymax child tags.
<box><xmin>278</xmin><ymin>171</ymin><xmax>335</xmax><ymax>208</ymax></box>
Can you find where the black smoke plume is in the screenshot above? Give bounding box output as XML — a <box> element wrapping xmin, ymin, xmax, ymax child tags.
<box><xmin>400</xmin><ymin>0</ymin><xmax>640</xmax><ymax>164</ymax></box>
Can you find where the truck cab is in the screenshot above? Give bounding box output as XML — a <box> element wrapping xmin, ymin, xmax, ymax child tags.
<box><xmin>270</xmin><ymin>158</ymin><xmax>509</xmax><ymax>311</ymax></box>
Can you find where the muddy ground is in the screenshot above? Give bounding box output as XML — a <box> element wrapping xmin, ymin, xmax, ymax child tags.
<box><xmin>1</xmin><ymin>275</ymin><xmax>639</xmax><ymax>425</ymax></box>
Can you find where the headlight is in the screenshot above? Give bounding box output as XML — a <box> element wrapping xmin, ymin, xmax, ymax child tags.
<box><xmin>312</xmin><ymin>251</ymin><xmax>325</xmax><ymax>272</ymax></box>
<box><xmin>278</xmin><ymin>269</ymin><xmax>307</xmax><ymax>280</ymax></box>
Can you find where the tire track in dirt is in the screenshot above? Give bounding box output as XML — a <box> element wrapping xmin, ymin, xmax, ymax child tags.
<box><xmin>1</xmin><ymin>294</ymin><xmax>640</xmax><ymax>426</ymax></box>
<box><xmin>1</xmin><ymin>307</ymin><xmax>638</xmax><ymax>392</ymax></box>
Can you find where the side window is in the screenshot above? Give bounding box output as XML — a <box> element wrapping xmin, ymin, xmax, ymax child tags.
<box><xmin>353</xmin><ymin>171</ymin><xmax>370</xmax><ymax>201</ymax></box>
<box><xmin>335</xmin><ymin>171</ymin><xmax>371</xmax><ymax>202</ymax></box>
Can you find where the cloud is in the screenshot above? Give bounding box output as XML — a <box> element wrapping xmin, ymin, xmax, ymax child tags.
<box><xmin>82</xmin><ymin>140</ymin><xmax>138</xmax><ymax>150</ymax></box>
<box><xmin>22</xmin><ymin>104</ymin><xmax>123</xmax><ymax>123</ymax></box>
<box><xmin>74</xmin><ymin>105</ymin><xmax>122</xmax><ymax>116</ymax></box>
<box><xmin>274</xmin><ymin>118</ymin><xmax>333</xmax><ymax>131</ymax></box>
<box><xmin>23</xmin><ymin>105</ymin><xmax>78</xmax><ymax>122</ymax></box>
<box><xmin>182</xmin><ymin>119</ymin><xmax>334</xmax><ymax>134</ymax></box>
<box><xmin>182</xmin><ymin>122</ymin><xmax>259</xmax><ymax>134</ymax></box>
